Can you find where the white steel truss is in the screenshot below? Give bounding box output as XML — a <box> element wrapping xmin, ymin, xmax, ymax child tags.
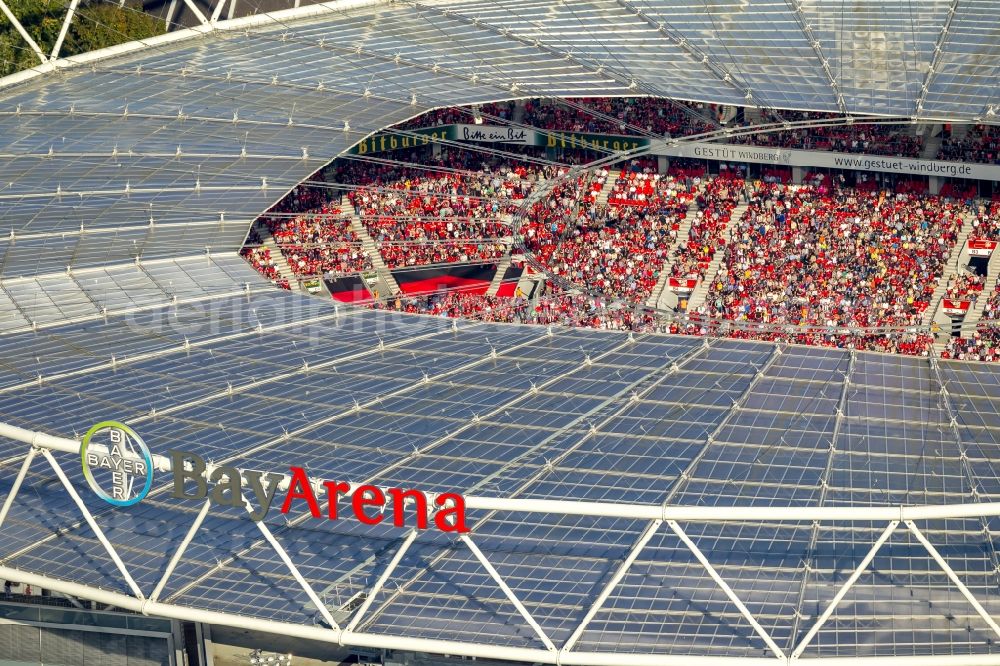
<box><xmin>49</xmin><ymin>0</ymin><xmax>81</xmax><ymax>60</ymax></box>
<box><xmin>3</xmin><ymin>423</ymin><xmax>1000</xmax><ymax>665</ymax></box>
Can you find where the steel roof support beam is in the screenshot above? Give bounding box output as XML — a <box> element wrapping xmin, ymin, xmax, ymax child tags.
<box><xmin>782</xmin><ymin>0</ymin><xmax>847</xmax><ymax>114</ymax></box>
<box><xmin>209</xmin><ymin>0</ymin><xmax>228</xmax><ymax>24</ymax></box>
<box><xmin>149</xmin><ymin>498</ymin><xmax>212</xmax><ymax>603</ymax></box>
<box><xmin>246</xmin><ymin>499</ymin><xmax>342</xmax><ymax>631</ymax></box>
<box><xmin>49</xmin><ymin>0</ymin><xmax>81</xmax><ymax>60</ymax></box>
<box><xmin>462</xmin><ymin>534</ymin><xmax>556</xmax><ymax>652</ymax></box>
<box><xmin>913</xmin><ymin>0</ymin><xmax>959</xmax><ymax>118</ymax></box>
<box><xmin>788</xmin><ymin>351</ymin><xmax>855</xmax><ymax>649</ymax></box>
<box><xmin>562</xmin><ymin>519</ymin><xmax>662</xmax><ymax>654</ymax></box>
<box><xmin>13</xmin><ymin>561</ymin><xmax>1000</xmax><ymax>666</ymax></box>
<box><xmin>12</xmin><ymin>422</ymin><xmax>1000</xmax><ymax>523</ymax></box>
<box><xmin>39</xmin><ymin>448</ymin><xmax>146</xmax><ymax>600</ymax></box>
<box><xmin>0</xmin><ymin>0</ymin><xmax>47</xmax><ymax>65</ymax></box>
<box><xmin>669</xmin><ymin>520</ymin><xmax>786</xmax><ymax>660</ymax></box>
<box><xmin>905</xmin><ymin>519</ymin><xmax>1000</xmax><ymax>639</ymax></box>
<box><xmin>0</xmin><ymin>447</ymin><xmax>37</xmax><ymax>531</ymax></box>
<box><xmin>179</xmin><ymin>0</ymin><xmax>210</xmax><ymax>27</ymax></box>
<box><xmin>344</xmin><ymin>529</ymin><xmax>418</xmax><ymax>634</ymax></box>
<box><xmin>163</xmin><ymin>0</ymin><xmax>179</xmax><ymax>29</ymax></box>
<box><xmin>791</xmin><ymin>520</ymin><xmax>900</xmax><ymax>659</ymax></box>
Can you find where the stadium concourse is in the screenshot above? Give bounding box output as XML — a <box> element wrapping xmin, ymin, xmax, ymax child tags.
<box><xmin>3</xmin><ymin>1</ymin><xmax>1000</xmax><ymax>666</ymax></box>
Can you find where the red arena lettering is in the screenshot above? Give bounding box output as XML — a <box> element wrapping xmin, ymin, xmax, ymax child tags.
<box><xmin>434</xmin><ymin>492</ymin><xmax>470</xmax><ymax>533</ymax></box>
<box><xmin>387</xmin><ymin>487</ymin><xmax>429</xmax><ymax>529</ymax></box>
<box><xmin>352</xmin><ymin>484</ymin><xmax>385</xmax><ymax>525</ymax></box>
<box><xmin>323</xmin><ymin>480</ymin><xmax>351</xmax><ymax>520</ymax></box>
<box><xmin>269</xmin><ymin>466</ymin><xmax>466</xmax><ymax>532</ymax></box>
<box><xmin>280</xmin><ymin>466</ymin><xmax>320</xmax><ymax>518</ymax></box>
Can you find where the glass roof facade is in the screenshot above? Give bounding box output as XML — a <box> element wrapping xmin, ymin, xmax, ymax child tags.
<box><xmin>2</xmin><ymin>1</ymin><xmax>1000</xmax><ymax>660</ymax></box>
<box><xmin>1</xmin><ymin>0</ymin><xmax>997</xmax><ymax>280</ymax></box>
<box><xmin>0</xmin><ymin>289</ymin><xmax>999</xmax><ymax>659</ymax></box>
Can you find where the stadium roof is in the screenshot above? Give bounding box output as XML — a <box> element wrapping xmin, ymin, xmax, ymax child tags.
<box><xmin>3</xmin><ymin>1</ymin><xmax>1000</xmax><ymax>664</ymax></box>
<box><xmin>1</xmin><ymin>0</ymin><xmax>1000</xmax><ymax>280</ymax></box>
<box><xmin>1</xmin><ymin>286</ymin><xmax>1000</xmax><ymax>665</ymax></box>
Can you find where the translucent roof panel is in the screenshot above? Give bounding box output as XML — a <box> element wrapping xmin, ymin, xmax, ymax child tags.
<box><xmin>0</xmin><ymin>1</ymin><xmax>999</xmax><ymax>660</ymax></box>
<box><xmin>1</xmin><ymin>0</ymin><xmax>996</xmax><ymax>281</ymax></box>
<box><xmin>0</xmin><ymin>292</ymin><xmax>999</xmax><ymax>660</ymax></box>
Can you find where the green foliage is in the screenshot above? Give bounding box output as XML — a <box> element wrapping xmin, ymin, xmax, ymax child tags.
<box><xmin>0</xmin><ymin>0</ymin><xmax>164</xmax><ymax>77</ymax></box>
<box><xmin>63</xmin><ymin>2</ymin><xmax>163</xmax><ymax>57</ymax></box>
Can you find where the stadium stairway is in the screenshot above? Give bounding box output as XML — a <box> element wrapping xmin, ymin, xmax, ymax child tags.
<box><xmin>348</xmin><ymin>211</ymin><xmax>401</xmax><ymax>300</ymax></box>
<box><xmin>593</xmin><ymin>169</ymin><xmax>617</xmax><ymax>209</ymax></box>
<box><xmin>253</xmin><ymin>220</ymin><xmax>297</xmax><ymax>288</ymax></box>
<box><xmin>921</xmin><ymin>124</ymin><xmax>943</xmax><ymax>160</ymax></box>
<box><xmin>486</xmin><ymin>250</ymin><xmax>513</xmax><ymax>296</ymax></box>
<box><xmin>962</xmin><ymin>247</ymin><xmax>1000</xmax><ymax>330</ymax></box>
<box><xmin>923</xmin><ymin>212</ymin><xmax>976</xmax><ymax>333</ymax></box>
<box><xmin>647</xmin><ymin>200</ymin><xmax>700</xmax><ymax>310</ymax></box>
<box><xmin>512</xmin><ymin>101</ymin><xmax>526</xmax><ymax>124</ymax></box>
<box><xmin>686</xmin><ymin>202</ymin><xmax>748</xmax><ymax>311</ymax></box>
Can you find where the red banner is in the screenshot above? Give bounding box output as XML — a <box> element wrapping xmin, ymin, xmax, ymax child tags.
<box><xmin>668</xmin><ymin>277</ymin><xmax>698</xmax><ymax>292</ymax></box>
<box><xmin>942</xmin><ymin>299</ymin><xmax>971</xmax><ymax>315</ymax></box>
<box><xmin>968</xmin><ymin>239</ymin><xmax>998</xmax><ymax>257</ymax></box>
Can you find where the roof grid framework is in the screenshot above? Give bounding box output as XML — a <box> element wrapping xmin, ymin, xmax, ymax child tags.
<box><xmin>0</xmin><ymin>0</ymin><xmax>997</xmax><ymax>279</ymax></box>
<box><xmin>0</xmin><ymin>1</ymin><xmax>999</xmax><ymax>662</ymax></box>
<box><xmin>0</xmin><ymin>291</ymin><xmax>999</xmax><ymax>662</ymax></box>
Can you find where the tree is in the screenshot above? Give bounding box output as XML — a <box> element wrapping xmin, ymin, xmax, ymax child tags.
<box><xmin>64</xmin><ymin>2</ymin><xmax>164</xmax><ymax>57</ymax></box>
<box><xmin>0</xmin><ymin>0</ymin><xmax>164</xmax><ymax>77</ymax></box>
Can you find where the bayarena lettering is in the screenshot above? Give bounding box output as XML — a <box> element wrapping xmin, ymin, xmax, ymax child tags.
<box><xmin>169</xmin><ymin>449</ymin><xmax>469</xmax><ymax>532</ymax></box>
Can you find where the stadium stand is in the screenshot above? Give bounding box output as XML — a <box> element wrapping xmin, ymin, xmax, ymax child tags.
<box><xmin>691</xmin><ymin>180</ymin><xmax>965</xmax><ymax>354</ymax></box>
<box><xmin>938</xmin><ymin>123</ymin><xmax>1000</xmax><ymax>164</ymax></box>
<box><xmin>733</xmin><ymin>111</ymin><xmax>921</xmax><ymax>157</ymax></box>
<box><xmin>241</xmin><ymin>136</ymin><xmax>1000</xmax><ymax>361</ymax></box>
<box><xmin>9</xmin><ymin>5</ymin><xmax>1000</xmax><ymax>666</ymax></box>
<box><xmin>520</xmin><ymin>160</ymin><xmax>693</xmax><ymax>302</ymax></box>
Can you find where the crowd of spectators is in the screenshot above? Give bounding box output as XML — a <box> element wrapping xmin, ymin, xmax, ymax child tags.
<box><xmin>667</xmin><ymin>167</ymin><xmax>743</xmax><ymax>283</ymax></box>
<box><xmin>944</xmin><ymin>273</ymin><xmax>987</xmax><ymax>303</ymax></box>
<box><xmin>940</xmin><ymin>200</ymin><xmax>1000</xmax><ymax>362</ymax></box>
<box><xmin>689</xmin><ymin>179</ymin><xmax>965</xmax><ymax>354</ymax></box>
<box><xmin>938</xmin><ymin>124</ymin><xmax>1000</xmax><ymax>164</ymax></box>
<box><xmin>395</xmin><ymin>102</ymin><xmax>516</xmax><ymax>130</ymax></box>
<box><xmin>237</xmin><ymin>112</ymin><xmax>1000</xmax><ymax>362</ymax></box>
<box><xmin>668</xmin><ymin>315</ymin><xmax>935</xmax><ymax>356</ymax></box>
<box><xmin>520</xmin><ymin>159</ymin><xmax>694</xmax><ymax>302</ymax></box>
<box><xmin>338</xmin><ymin>150</ymin><xmax>556</xmax><ymax>268</ymax></box>
<box><xmin>523</xmin><ymin>97</ymin><xmax>716</xmax><ymax>138</ymax></box>
<box><xmin>732</xmin><ymin>111</ymin><xmax>921</xmax><ymax>157</ymax></box>
<box><xmin>942</xmin><ymin>283</ymin><xmax>1000</xmax><ymax>361</ymax></box>
<box><xmin>240</xmin><ymin>229</ymin><xmax>291</xmax><ymax>289</ymax></box>
<box><xmin>970</xmin><ymin>201</ymin><xmax>1000</xmax><ymax>239</ymax></box>
<box><xmin>240</xmin><ymin>174</ymin><xmax>376</xmax><ymax>279</ymax></box>
<box><xmin>381</xmin><ymin>290</ymin><xmax>532</xmax><ymax>322</ymax></box>
<box><xmin>268</xmin><ymin>211</ymin><xmax>373</xmax><ymax>277</ymax></box>
<box><xmin>377</xmin><ymin>285</ymin><xmax>659</xmax><ymax>331</ymax></box>
<box><xmin>398</xmin><ymin>99</ymin><xmax>925</xmax><ymax>158</ymax></box>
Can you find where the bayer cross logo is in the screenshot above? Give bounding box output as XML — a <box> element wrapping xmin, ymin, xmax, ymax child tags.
<box><xmin>80</xmin><ymin>421</ymin><xmax>154</xmax><ymax>507</ymax></box>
